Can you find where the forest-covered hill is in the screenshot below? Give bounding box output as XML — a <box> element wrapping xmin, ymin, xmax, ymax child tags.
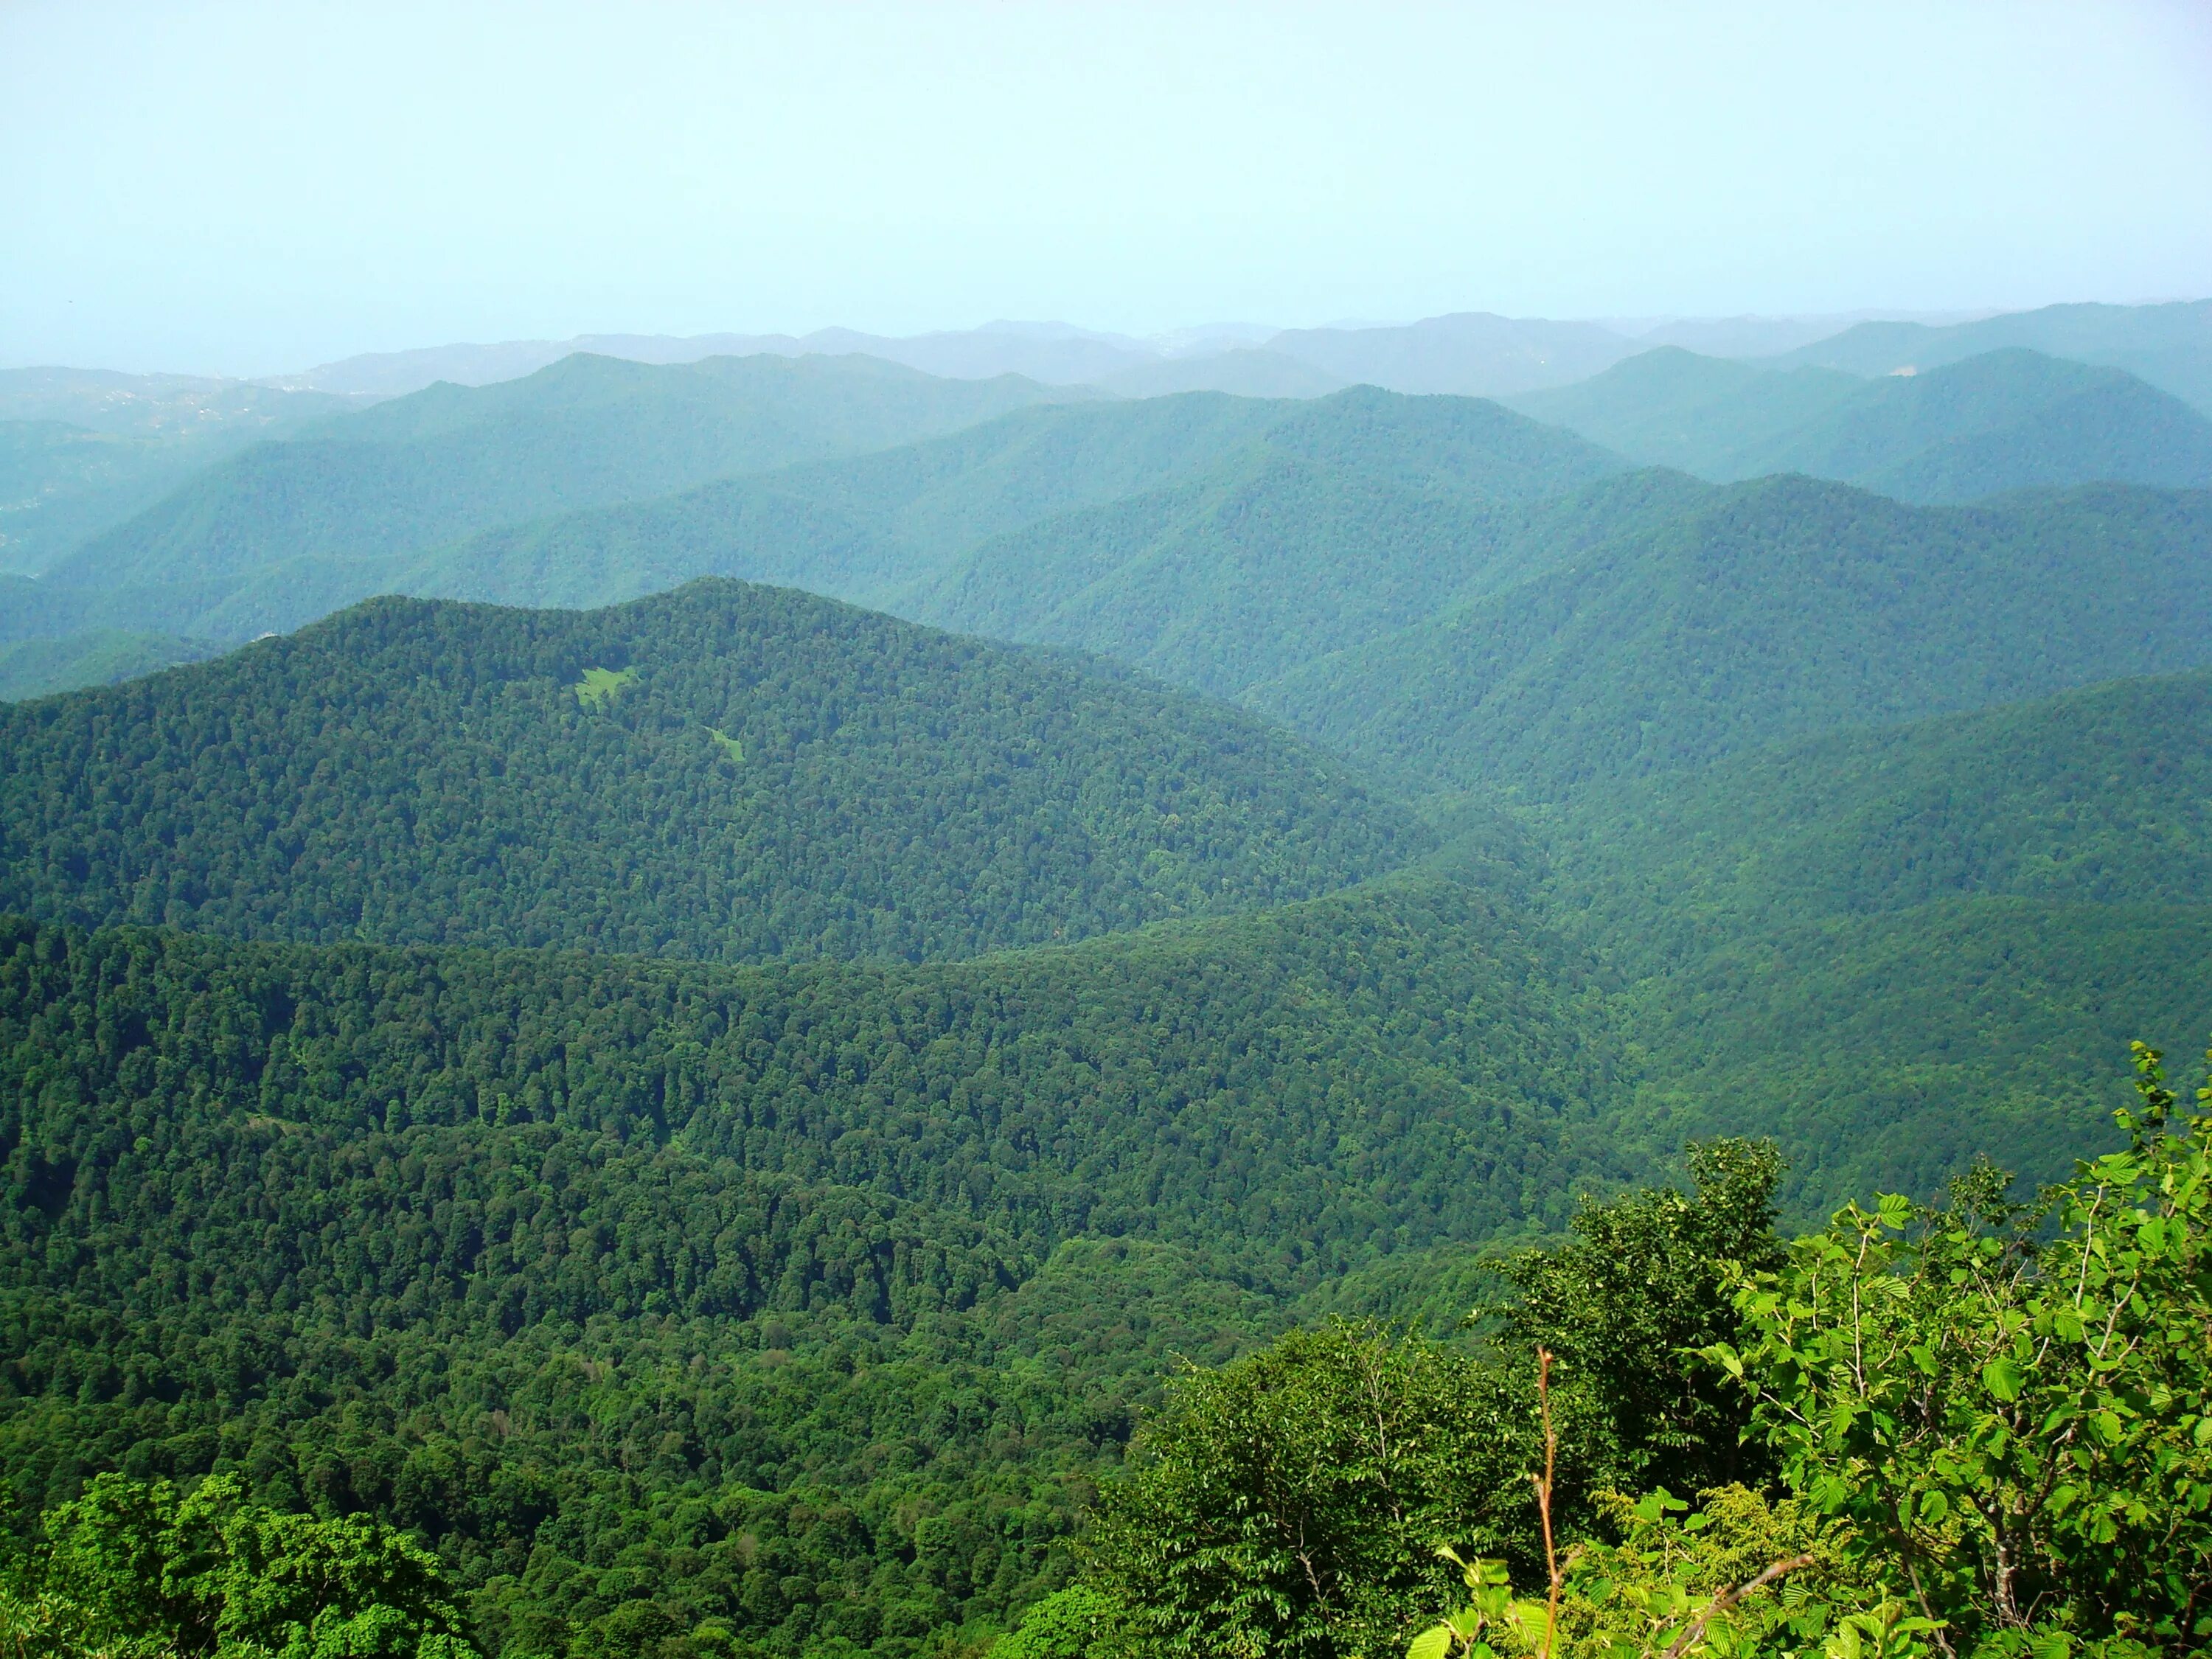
<box><xmin>1545</xmin><ymin>666</ymin><xmax>2212</xmax><ymax>936</ymax></box>
<box><xmin>0</xmin><ymin>581</ymin><xmax>1418</xmax><ymax>961</ymax></box>
<box><xmin>0</xmin><ymin>369</ymin><xmax>364</xmax><ymax>576</ymax></box>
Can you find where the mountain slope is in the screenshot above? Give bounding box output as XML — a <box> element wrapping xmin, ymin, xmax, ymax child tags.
<box><xmin>1509</xmin><ymin>347</ymin><xmax>2212</xmax><ymax>501</ymax></box>
<box><xmin>906</xmin><ymin>388</ymin><xmax>1631</xmax><ymax>697</ymax></box>
<box><xmin>0</xmin><ymin>371</ymin><xmax>365</xmax><ymax>574</ymax></box>
<box><xmin>1770</xmin><ymin>298</ymin><xmax>2212</xmax><ymax>414</ymax></box>
<box><xmin>0</xmin><ymin>628</ymin><xmax>222</xmax><ymax>702</ymax></box>
<box><xmin>1519</xmin><ymin>669</ymin><xmax>2212</xmax><ymax>1208</ymax></box>
<box><xmin>0</xmin><ymin>580</ymin><xmax>1422</xmax><ymax>961</ymax></box>
<box><xmin>1250</xmin><ymin>478</ymin><xmax>2212</xmax><ymax>796</ymax></box>
<box><xmin>4</xmin><ymin>389</ymin><xmax>1287</xmax><ymax>650</ymax></box>
<box><xmin>37</xmin><ymin>353</ymin><xmax>1082</xmax><ymax>597</ymax></box>
<box><xmin>1542</xmin><ymin>666</ymin><xmax>2212</xmax><ymax>942</ymax></box>
<box><xmin>1732</xmin><ymin>349</ymin><xmax>2212</xmax><ymax>500</ymax></box>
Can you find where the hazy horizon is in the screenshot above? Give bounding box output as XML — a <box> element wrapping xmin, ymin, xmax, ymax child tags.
<box><xmin>7</xmin><ymin>0</ymin><xmax>2211</xmax><ymax>377</ymax></box>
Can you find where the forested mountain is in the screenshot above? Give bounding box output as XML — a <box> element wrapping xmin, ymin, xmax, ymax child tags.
<box><xmin>0</xmin><ymin>381</ymin><xmax>1281</xmax><ymax>665</ymax></box>
<box><xmin>1508</xmin><ymin>347</ymin><xmax>2212</xmax><ymax>500</ymax></box>
<box><xmin>0</xmin><ymin>385</ymin><xmax>1624</xmax><ymax>684</ymax></box>
<box><xmin>281</xmin><ymin>322</ymin><xmax>1169</xmax><ymax>397</ymax></box>
<box><xmin>1503</xmin><ymin>348</ymin><xmax>1864</xmax><ymax>474</ymax></box>
<box><xmin>389</xmin><ymin>391</ymin><xmax>1297</xmax><ymax>616</ymax></box>
<box><xmin>1252</xmin><ymin>478</ymin><xmax>2212</xmax><ymax>796</ymax></box>
<box><xmin>1767</xmin><ymin>296</ymin><xmax>2212</xmax><ymax>412</ymax></box>
<box><xmin>0</xmin><ymin>581</ymin><xmax>1417</xmax><ymax>961</ymax></box>
<box><xmin>9</xmin><ymin>305</ymin><xmax>2212</xmax><ymax>1659</ymax></box>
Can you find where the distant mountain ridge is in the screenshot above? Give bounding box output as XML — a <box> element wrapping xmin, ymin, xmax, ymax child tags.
<box><xmin>251</xmin><ymin>304</ymin><xmax>2079</xmax><ymax>401</ymax></box>
<box><xmin>24</xmin><ymin>352</ymin><xmax>1082</xmax><ymax>615</ymax></box>
<box><xmin>1767</xmin><ymin>299</ymin><xmax>2212</xmax><ymax>414</ymax></box>
<box><xmin>1508</xmin><ymin>346</ymin><xmax>2212</xmax><ymax>501</ymax></box>
<box><xmin>0</xmin><ymin>370</ymin><xmax>367</xmax><ymax>577</ymax></box>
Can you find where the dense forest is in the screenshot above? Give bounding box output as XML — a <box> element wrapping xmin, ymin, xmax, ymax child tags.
<box><xmin>2</xmin><ymin>316</ymin><xmax>2208</xmax><ymax>1659</ymax></box>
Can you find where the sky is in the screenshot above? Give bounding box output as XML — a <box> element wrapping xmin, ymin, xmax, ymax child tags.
<box><xmin>4</xmin><ymin>0</ymin><xmax>2211</xmax><ymax>377</ymax></box>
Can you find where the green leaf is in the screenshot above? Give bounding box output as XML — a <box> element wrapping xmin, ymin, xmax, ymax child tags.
<box><xmin>1982</xmin><ymin>1357</ymin><xmax>2025</xmax><ymax>1401</ymax></box>
<box><xmin>1407</xmin><ymin>1625</ymin><xmax>1453</xmax><ymax>1659</ymax></box>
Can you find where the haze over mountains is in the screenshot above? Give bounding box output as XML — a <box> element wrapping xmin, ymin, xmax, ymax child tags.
<box><xmin>258</xmin><ymin>307</ymin><xmax>2000</xmax><ymax>400</ymax></box>
<box><xmin>5</xmin><ymin>291</ymin><xmax>2212</xmax><ymax>1658</ymax></box>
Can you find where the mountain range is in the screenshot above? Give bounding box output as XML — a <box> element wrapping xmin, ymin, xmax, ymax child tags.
<box><xmin>4</xmin><ymin>294</ymin><xmax>2212</xmax><ymax>1659</ymax></box>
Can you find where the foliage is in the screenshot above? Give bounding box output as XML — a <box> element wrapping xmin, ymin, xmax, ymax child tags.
<box><xmin>1083</xmin><ymin>1322</ymin><xmax>1539</xmax><ymax>1659</ymax></box>
<box><xmin>0</xmin><ymin>580</ymin><xmax>1423</xmax><ymax>962</ymax></box>
<box><xmin>1083</xmin><ymin>1144</ymin><xmax>1787</xmax><ymax>1658</ymax></box>
<box><xmin>1710</xmin><ymin>1046</ymin><xmax>2212</xmax><ymax>1654</ymax></box>
<box><xmin>1496</xmin><ymin>1142</ymin><xmax>1787</xmax><ymax>1498</ymax></box>
<box><xmin>3</xmin><ymin>1472</ymin><xmax>476</xmax><ymax>1657</ymax></box>
<box><xmin>983</xmin><ymin>1585</ymin><xmax>1120</xmax><ymax>1659</ymax></box>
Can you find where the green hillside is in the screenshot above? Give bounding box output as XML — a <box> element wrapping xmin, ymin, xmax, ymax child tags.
<box><xmin>0</xmin><ymin>580</ymin><xmax>1420</xmax><ymax>962</ymax></box>
<box><xmin>1545</xmin><ymin>666</ymin><xmax>2212</xmax><ymax>938</ymax></box>
<box><xmin>1599</xmin><ymin>897</ymin><xmax>2212</xmax><ymax>1209</ymax></box>
<box><xmin>1252</xmin><ymin>477</ymin><xmax>2212</xmax><ymax>796</ymax></box>
<box><xmin>0</xmin><ymin>869</ymin><xmax>1616</xmax><ymax>1652</ymax></box>
<box><xmin>35</xmin><ymin>354</ymin><xmax>1079</xmax><ymax>599</ymax></box>
<box><xmin>1771</xmin><ymin>296</ymin><xmax>2212</xmax><ymax>412</ymax></box>
<box><xmin>1509</xmin><ymin>347</ymin><xmax>2212</xmax><ymax>501</ymax></box>
<box><xmin>906</xmin><ymin>389</ymin><xmax>1629</xmax><ymax>697</ymax></box>
<box><xmin>1</xmin><ymin>385</ymin><xmax>1627</xmax><ymax>680</ymax></box>
<box><xmin>1470</xmin><ymin>665</ymin><xmax>2212</xmax><ymax>1213</ymax></box>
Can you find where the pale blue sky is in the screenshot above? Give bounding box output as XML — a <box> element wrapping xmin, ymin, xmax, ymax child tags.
<box><xmin>5</xmin><ymin>0</ymin><xmax>2210</xmax><ymax>376</ymax></box>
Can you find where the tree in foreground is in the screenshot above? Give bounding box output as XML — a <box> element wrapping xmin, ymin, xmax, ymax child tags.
<box><xmin>1051</xmin><ymin>1051</ymin><xmax>2211</xmax><ymax>1659</ymax></box>
<box><xmin>0</xmin><ymin>1472</ymin><xmax>479</xmax><ymax>1658</ymax></box>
